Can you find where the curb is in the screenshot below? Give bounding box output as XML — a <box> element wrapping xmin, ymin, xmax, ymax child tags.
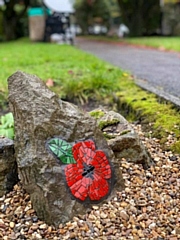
<box><xmin>135</xmin><ymin>78</ymin><xmax>180</xmax><ymax>109</ymax></box>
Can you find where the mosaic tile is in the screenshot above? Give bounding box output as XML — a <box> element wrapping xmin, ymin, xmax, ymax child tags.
<box><xmin>46</xmin><ymin>138</ymin><xmax>113</xmax><ymax>203</ymax></box>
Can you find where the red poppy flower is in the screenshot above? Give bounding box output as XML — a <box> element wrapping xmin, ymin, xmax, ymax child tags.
<box><xmin>65</xmin><ymin>140</ymin><xmax>112</xmax><ymax>202</ymax></box>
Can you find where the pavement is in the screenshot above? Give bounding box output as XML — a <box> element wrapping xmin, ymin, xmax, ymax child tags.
<box><xmin>76</xmin><ymin>38</ymin><xmax>180</xmax><ymax>107</ymax></box>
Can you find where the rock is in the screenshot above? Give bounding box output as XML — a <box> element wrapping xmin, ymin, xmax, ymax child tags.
<box><xmin>92</xmin><ymin>109</ymin><xmax>153</xmax><ymax>169</ymax></box>
<box><xmin>8</xmin><ymin>71</ymin><xmax>124</xmax><ymax>227</ymax></box>
<box><xmin>120</xmin><ymin>210</ymin><xmax>129</xmax><ymax>221</ymax></box>
<box><xmin>0</xmin><ymin>137</ymin><xmax>19</xmax><ymax>197</ymax></box>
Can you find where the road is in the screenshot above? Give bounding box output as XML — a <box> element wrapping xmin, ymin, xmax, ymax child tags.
<box><xmin>76</xmin><ymin>38</ymin><xmax>180</xmax><ymax>107</ymax></box>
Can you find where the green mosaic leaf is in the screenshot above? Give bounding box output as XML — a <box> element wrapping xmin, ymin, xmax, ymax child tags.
<box><xmin>47</xmin><ymin>138</ymin><xmax>76</xmax><ymax>164</ymax></box>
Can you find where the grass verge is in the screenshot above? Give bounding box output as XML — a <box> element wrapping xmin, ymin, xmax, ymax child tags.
<box><xmin>115</xmin><ymin>74</ymin><xmax>180</xmax><ymax>152</ymax></box>
<box><xmin>0</xmin><ymin>38</ymin><xmax>180</xmax><ymax>153</ymax></box>
<box><xmin>124</xmin><ymin>36</ymin><xmax>180</xmax><ymax>52</ymax></box>
<box><xmin>0</xmin><ymin>38</ymin><xmax>121</xmax><ymax>107</ymax></box>
<box><xmin>82</xmin><ymin>36</ymin><xmax>180</xmax><ymax>52</ymax></box>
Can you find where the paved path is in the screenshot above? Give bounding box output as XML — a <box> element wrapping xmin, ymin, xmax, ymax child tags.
<box><xmin>76</xmin><ymin>38</ymin><xmax>180</xmax><ymax>106</ymax></box>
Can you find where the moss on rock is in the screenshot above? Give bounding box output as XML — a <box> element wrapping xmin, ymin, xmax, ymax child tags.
<box><xmin>98</xmin><ymin>119</ymin><xmax>120</xmax><ymax>130</ymax></box>
<box><xmin>170</xmin><ymin>141</ymin><xmax>180</xmax><ymax>153</ymax></box>
<box><xmin>89</xmin><ymin>109</ymin><xmax>105</xmax><ymax>119</ymax></box>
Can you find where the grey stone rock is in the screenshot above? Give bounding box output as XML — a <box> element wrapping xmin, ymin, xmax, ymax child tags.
<box><xmin>96</xmin><ymin>110</ymin><xmax>153</xmax><ymax>169</ymax></box>
<box><xmin>8</xmin><ymin>71</ymin><xmax>124</xmax><ymax>227</ymax></box>
<box><xmin>0</xmin><ymin>137</ymin><xmax>18</xmax><ymax>197</ymax></box>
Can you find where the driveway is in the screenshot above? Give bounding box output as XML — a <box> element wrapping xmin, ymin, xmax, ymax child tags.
<box><xmin>76</xmin><ymin>38</ymin><xmax>180</xmax><ymax>107</ymax></box>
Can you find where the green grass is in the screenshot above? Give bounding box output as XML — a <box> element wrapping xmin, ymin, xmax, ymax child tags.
<box><xmin>83</xmin><ymin>36</ymin><xmax>180</xmax><ymax>52</ymax></box>
<box><xmin>125</xmin><ymin>36</ymin><xmax>180</xmax><ymax>52</ymax></box>
<box><xmin>0</xmin><ymin>38</ymin><xmax>122</xmax><ymax>104</ymax></box>
<box><xmin>0</xmin><ymin>38</ymin><xmax>180</xmax><ymax>153</ymax></box>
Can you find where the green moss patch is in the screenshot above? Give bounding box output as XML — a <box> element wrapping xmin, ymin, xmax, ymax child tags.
<box><xmin>89</xmin><ymin>109</ymin><xmax>105</xmax><ymax>119</ymax></box>
<box><xmin>102</xmin><ymin>132</ymin><xmax>116</xmax><ymax>139</ymax></box>
<box><xmin>98</xmin><ymin>119</ymin><xmax>120</xmax><ymax>130</ymax></box>
<box><xmin>115</xmin><ymin>75</ymin><xmax>180</xmax><ymax>153</ymax></box>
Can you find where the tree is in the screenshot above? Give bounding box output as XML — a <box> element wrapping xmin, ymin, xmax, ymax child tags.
<box><xmin>74</xmin><ymin>0</ymin><xmax>111</xmax><ymax>34</ymax></box>
<box><xmin>0</xmin><ymin>0</ymin><xmax>30</xmax><ymax>41</ymax></box>
<box><xmin>117</xmin><ymin>0</ymin><xmax>161</xmax><ymax>36</ymax></box>
<box><xmin>1</xmin><ymin>0</ymin><xmax>30</xmax><ymax>41</ymax></box>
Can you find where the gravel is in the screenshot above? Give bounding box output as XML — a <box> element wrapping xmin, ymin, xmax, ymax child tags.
<box><xmin>0</xmin><ymin>124</ymin><xmax>180</xmax><ymax>240</ymax></box>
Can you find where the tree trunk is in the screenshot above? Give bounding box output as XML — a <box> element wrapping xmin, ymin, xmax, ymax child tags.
<box><xmin>117</xmin><ymin>0</ymin><xmax>143</xmax><ymax>36</ymax></box>
<box><xmin>117</xmin><ymin>0</ymin><xmax>160</xmax><ymax>37</ymax></box>
<box><xmin>3</xmin><ymin>0</ymin><xmax>30</xmax><ymax>41</ymax></box>
<box><xmin>3</xmin><ymin>14</ymin><xmax>18</xmax><ymax>41</ymax></box>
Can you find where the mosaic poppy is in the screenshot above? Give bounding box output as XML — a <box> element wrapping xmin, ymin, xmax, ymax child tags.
<box><xmin>65</xmin><ymin>140</ymin><xmax>112</xmax><ymax>202</ymax></box>
<box><xmin>46</xmin><ymin>138</ymin><xmax>112</xmax><ymax>203</ymax></box>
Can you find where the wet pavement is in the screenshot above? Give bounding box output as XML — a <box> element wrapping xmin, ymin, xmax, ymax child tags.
<box><xmin>76</xmin><ymin>38</ymin><xmax>180</xmax><ymax>107</ymax></box>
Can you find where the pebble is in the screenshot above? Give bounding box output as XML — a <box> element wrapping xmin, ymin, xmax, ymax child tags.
<box><xmin>92</xmin><ymin>205</ymin><xmax>99</xmax><ymax>210</ymax></box>
<box><xmin>149</xmin><ymin>222</ymin><xmax>156</xmax><ymax>229</ymax></box>
<box><xmin>120</xmin><ymin>201</ymin><xmax>128</xmax><ymax>207</ymax></box>
<box><xmin>14</xmin><ymin>206</ymin><xmax>22</xmax><ymax>215</ymax></box>
<box><xmin>120</xmin><ymin>210</ymin><xmax>129</xmax><ymax>221</ymax></box>
<box><xmin>39</xmin><ymin>223</ymin><xmax>47</xmax><ymax>229</ymax></box>
<box><xmin>0</xmin><ymin>124</ymin><xmax>180</xmax><ymax>239</ymax></box>
<box><xmin>100</xmin><ymin>212</ymin><xmax>107</xmax><ymax>219</ymax></box>
<box><xmin>9</xmin><ymin>222</ymin><xmax>15</xmax><ymax>229</ymax></box>
<box><xmin>30</xmin><ymin>224</ymin><xmax>39</xmax><ymax>230</ymax></box>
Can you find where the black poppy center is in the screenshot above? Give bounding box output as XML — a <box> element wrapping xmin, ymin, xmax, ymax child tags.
<box><xmin>82</xmin><ymin>163</ymin><xmax>95</xmax><ymax>179</ymax></box>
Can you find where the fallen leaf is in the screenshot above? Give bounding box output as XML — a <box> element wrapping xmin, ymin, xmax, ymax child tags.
<box><xmin>68</xmin><ymin>70</ymin><xmax>74</xmax><ymax>75</ymax></box>
<box><xmin>46</xmin><ymin>79</ymin><xmax>54</xmax><ymax>87</ymax></box>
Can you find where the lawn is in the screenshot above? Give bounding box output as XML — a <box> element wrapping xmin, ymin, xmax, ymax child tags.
<box><xmin>125</xmin><ymin>36</ymin><xmax>180</xmax><ymax>52</ymax></box>
<box><xmin>0</xmin><ymin>38</ymin><xmax>180</xmax><ymax>153</ymax></box>
<box><xmin>85</xmin><ymin>36</ymin><xmax>180</xmax><ymax>52</ymax></box>
<box><xmin>0</xmin><ymin>38</ymin><xmax>123</xmax><ymax>105</ymax></box>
